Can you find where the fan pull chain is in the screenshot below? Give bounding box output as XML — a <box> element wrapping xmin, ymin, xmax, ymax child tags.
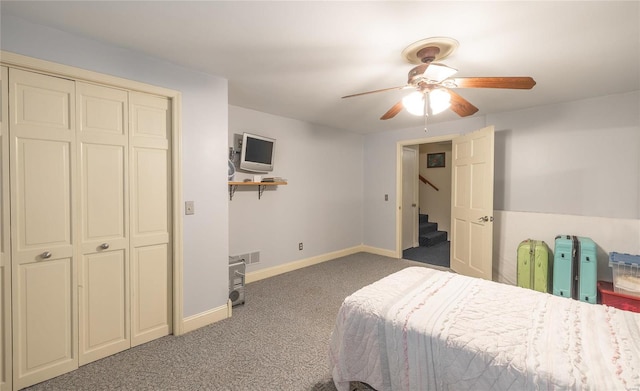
<box><xmin>423</xmin><ymin>91</ymin><xmax>429</xmax><ymax>132</ymax></box>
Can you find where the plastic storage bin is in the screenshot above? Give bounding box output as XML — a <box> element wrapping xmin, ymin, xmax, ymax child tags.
<box><xmin>609</xmin><ymin>252</ymin><xmax>640</xmax><ymax>298</ymax></box>
<box><xmin>598</xmin><ymin>281</ymin><xmax>640</xmax><ymax>313</ymax></box>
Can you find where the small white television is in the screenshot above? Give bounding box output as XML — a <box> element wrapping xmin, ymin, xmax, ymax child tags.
<box><xmin>239</xmin><ymin>132</ymin><xmax>275</xmax><ymax>173</ymax></box>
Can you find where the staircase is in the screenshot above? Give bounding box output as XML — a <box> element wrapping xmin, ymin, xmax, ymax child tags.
<box><xmin>418</xmin><ymin>214</ymin><xmax>448</xmax><ymax>248</ymax></box>
<box><xmin>403</xmin><ymin>213</ymin><xmax>450</xmax><ymax>267</ymax></box>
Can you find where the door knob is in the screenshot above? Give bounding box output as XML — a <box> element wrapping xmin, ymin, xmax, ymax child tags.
<box><xmin>477</xmin><ymin>216</ymin><xmax>494</xmax><ymax>223</ymax></box>
<box><xmin>100</xmin><ymin>243</ymin><xmax>110</xmax><ymax>250</ymax></box>
<box><xmin>41</xmin><ymin>251</ymin><xmax>52</xmax><ymax>259</ymax></box>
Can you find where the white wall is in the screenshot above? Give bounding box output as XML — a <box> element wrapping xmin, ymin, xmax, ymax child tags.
<box><xmin>1</xmin><ymin>14</ymin><xmax>230</xmax><ymax>317</ymax></box>
<box><xmin>228</xmin><ymin>106</ymin><xmax>363</xmax><ymax>271</ymax></box>
<box><xmin>490</xmin><ymin>91</ymin><xmax>640</xmax><ymax>219</ymax></box>
<box><xmin>363</xmin><ymin>92</ymin><xmax>640</xmax><ymax>283</ymax></box>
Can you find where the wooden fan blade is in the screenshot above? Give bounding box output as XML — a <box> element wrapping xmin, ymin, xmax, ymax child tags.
<box><xmin>380</xmin><ymin>101</ymin><xmax>404</xmax><ymax>120</ymax></box>
<box><xmin>342</xmin><ymin>85</ymin><xmax>408</xmax><ymax>99</ymax></box>
<box><xmin>447</xmin><ymin>89</ymin><xmax>479</xmax><ymax>117</ymax></box>
<box><xmin>451</xmin><ymin>77</ymin><xmax>536</xmax><ymax>89</ymax></box>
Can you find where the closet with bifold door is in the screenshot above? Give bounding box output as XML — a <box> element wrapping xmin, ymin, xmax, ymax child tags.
<box><xmin>1</xmin><ymin>60</ymin><xmax>175</xmax><ymax>390</ymax></box>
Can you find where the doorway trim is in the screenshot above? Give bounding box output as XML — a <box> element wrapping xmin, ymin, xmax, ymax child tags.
<box><xmin>401</xmin><ymin>146</ymin><xmax>419</xmax><ymax>250</ymax></box>
<box><xmin>395</xmin><ymin>134</ymin><xmax>458</xmax><ymax>258</ymax></box>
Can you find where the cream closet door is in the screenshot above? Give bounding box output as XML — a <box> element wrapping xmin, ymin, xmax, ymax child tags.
<box><xmin>129</xmin><ymin>92</ymin><xmax>172</xmax><ymax>346</ymax></box>
<box><xmin>77</xmin><ymin>83</ymin><xmax>130</xmax><ymax>365</ymax></box>
<box><xmin>9</xmin><ymin>69</ymin><xmax>78</xmax><ymax>389</ymax></box>
<box><xmin>0</xmin><ymin>66</ymin><xmax>11</xmax><ymax>391</ymax></box>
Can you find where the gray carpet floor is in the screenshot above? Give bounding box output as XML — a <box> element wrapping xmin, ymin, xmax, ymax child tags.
<box><xmin>25</xmin><ymin>253</ymin><xmax>446</xmax><ymax>391</ymax></box>
<box><xmin>402</xmin><ymin>241</ymin><xmax>450</xmax><ymax>268</ymax></box>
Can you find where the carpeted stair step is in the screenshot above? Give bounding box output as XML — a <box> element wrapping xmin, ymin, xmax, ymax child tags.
<box><xmin>419</xmin><ymin>230</ymin><xmax>448</xmax><ymax>247</ymax></box>
<box><xmin>419</xmin><ymin>221</ymin><xmax>437</xmax><ymax>235</ymax></box>
<box><xmin>419</xmin><ymin>214</ymin><xmax>429</xmax><ymax>224</ymax></box>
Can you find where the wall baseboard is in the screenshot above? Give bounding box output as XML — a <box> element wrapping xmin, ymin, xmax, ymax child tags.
<box><xmin>360</xmin><ymin>245</ymin><xmax>397</xmax><ymax>258</ymax></box>
<box><xmin>245</xmin><ymin>245</ymin><xmax>367</xmax><ymax>284</ymax></box>
<box><xmin>182</xmin><ymin>304</ymin><xmax>229</xmax><ymax>334</ymax></box>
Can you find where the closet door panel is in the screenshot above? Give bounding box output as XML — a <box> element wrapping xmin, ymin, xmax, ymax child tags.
<box><xmin>130</xmin><ymin>92</ymin><xmax>171</xmax><ymax>347</ymax></box>
<box><xmin>0</xmin><ymin>66</ymin><xmax>11</xmax><ymax>391</ymax></box>
<box><xmin>80</xmin><ymin>143</ymin><xmax>126</xmax><ymax>248</ymax></box>
<box><xmin>77</xmin><ymin>82</ymin><xmax>129</xmax><ymax>365</ymax></box>
<box><xmin>10</xmin><ymin>68</ymin><xmax>77</xmax><ymax>389</ymax></box>
<box><xmin>132</xmin><ymin>148</ymin><xmax>168</xmax><ymax>241</ymax></box>
<box><xmin>13</xmin><ymin>71</ymin><xmax>72</xmax><ymax>140</ymax></box>
<box><xmin>131</xmin><ymin>244</ymin><xmax>169</xmax><ymax>345</ymax></box>
<box><xmin>15</xmin><ymin>139</ymin><xmax>72</xmax><ymax>252</ymax></box>
<box><xmin>79</xmin><ymin>85</ymin><xmax>125</xmax><ymax>137</ymax></box>
<box><xmin>79</xmin><ymin>250</ymin><xmax>127</xmax><ymax>365</ymax></box>
<box><xmin>16</xmin><ymin>259</ymin><xmax>73</xmax><ymax>380</ymax></box>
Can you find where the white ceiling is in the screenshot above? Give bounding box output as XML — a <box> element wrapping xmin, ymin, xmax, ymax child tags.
<box><xmin>3</xmin><ymin>1</ymin><xmax>639</xmax><ymax>134</ymax></box>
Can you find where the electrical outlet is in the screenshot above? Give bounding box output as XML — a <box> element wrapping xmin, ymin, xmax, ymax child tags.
<box><xmin>299</xmin><ymin>242</ymin><xmax>303</xmax><ymax>251</ymax></box>
<box><xmin>185</xmin><ymin>201</ymin><xmax>195</xmax><ymax>215</ymax></box>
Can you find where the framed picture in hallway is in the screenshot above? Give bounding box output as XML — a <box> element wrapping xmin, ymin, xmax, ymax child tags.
<box><xmin>427</xmin><ymin>152</ymin><xmax>445</xmax><ymax>168</ymax></box>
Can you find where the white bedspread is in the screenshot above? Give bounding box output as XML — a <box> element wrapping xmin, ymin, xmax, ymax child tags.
<box><xmin>329</xmin><ymin>267</ymin><xmax>640</xmax><ymax>391</ymax></box>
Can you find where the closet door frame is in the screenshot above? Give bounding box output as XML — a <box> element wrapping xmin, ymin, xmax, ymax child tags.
<box><xmin>0</xmin><ymin>51</ymin><xmax>185</xmax><ymax>337</ymax></box>
<box><xmin>0</xmin><ymin>65</ymin><xmax>11</xmax><ymax>391</ymax></box>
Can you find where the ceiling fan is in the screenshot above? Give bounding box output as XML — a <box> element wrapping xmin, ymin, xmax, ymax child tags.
<box><xmin>342</xmin><ymin>37</ymin><xmax>536</xmax><ymax>120</ymax></box>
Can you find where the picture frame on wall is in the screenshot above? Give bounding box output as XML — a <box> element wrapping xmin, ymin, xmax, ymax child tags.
<box><xmin>427</xmin><ymin>152</ymin><xmax>445</xmax><ymax>168</ymax></box>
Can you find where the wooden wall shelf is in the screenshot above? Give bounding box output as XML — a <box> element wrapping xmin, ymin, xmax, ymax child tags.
<box><xmin>228</xmin><ymin>181</ymin><xmax>287</xmax><ymax>200</ymax></box>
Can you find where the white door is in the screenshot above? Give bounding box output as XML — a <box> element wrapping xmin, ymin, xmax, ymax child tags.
<box><xmin>402</xmin><ymin>147</ymin><xmax>418</xmax><ymax>250</ymax></box>
<box><xmin>0</xmin><ymin>66</ymin><xmax>11</xmax><ymax>391</ymax></box>
<box><xmin>450</xmin><ymin>126</ymin><xmax>495</xmax><ymax>280</ymax></box>
<box><xmin>9</xmin><ymin>68</ymin><xmax>78</xmax><ymax>389</ymax></box>
<box><xmin>77</xmin><ymin>82</ymin><xmax>130</xmax><ymax>365</ymax></box>
<box><xmin>129</xmin><ymin>92</ymin><xmax>172</xmax><ymax>346</ymax></box>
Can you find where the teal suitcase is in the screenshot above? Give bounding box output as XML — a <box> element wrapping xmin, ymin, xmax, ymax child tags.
<box><xmin>517</xmin><ymin>239</ymin><xmax>551</xmax><ymax>293</ymax></box>
<box><xmin>553</xmin><ymin>235</ymin><xmax>576</xmax><ymax>299</ymax></box>
<box><xmin>578</xmin><ymin>237</ymin><xmax>597</xmax><ymax>303</ymax></box>
<box><xmin>553</xmin><ymin>235</ymin><xmax>597</xmax><ymax>303</ymax></box>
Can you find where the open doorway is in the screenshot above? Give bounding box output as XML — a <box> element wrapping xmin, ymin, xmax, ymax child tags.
<box><xmin>402</xmin><ymin>141</ymin><xmax>452</xmax><ymax>268</ymax></box>
<box><xmin>397</xmin><ymin>126</ymin><xmax>495</xmax><ymax>279</ymax></box>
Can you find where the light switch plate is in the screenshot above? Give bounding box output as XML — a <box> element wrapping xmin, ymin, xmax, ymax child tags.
<box><xmin>185</xmin><ymin>201</ymin><xmax>195</xmax><ymax>215</ymax></box>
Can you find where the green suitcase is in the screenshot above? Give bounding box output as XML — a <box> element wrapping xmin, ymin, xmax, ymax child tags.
<box><xmin>517</xmin><ymin>239</ymin><xmax>551</xmax><ymax>293</ymax></box>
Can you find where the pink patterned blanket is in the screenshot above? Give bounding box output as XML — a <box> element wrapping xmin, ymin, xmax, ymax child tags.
<box><xmin>330</xmin><ymin>267</ymin><xmax>640</xmax><ymax>390</ymax></box>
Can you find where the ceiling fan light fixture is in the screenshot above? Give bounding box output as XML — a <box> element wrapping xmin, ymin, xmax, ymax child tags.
<box><xmin>402</xmin><ymin>90</ymin><xmax>451</xmax><ymax>116</ymax></box>
<box><xmin>429</xmin><ymin>89</ymin><xmax>451</xmax><ymax>114</ymax></box>
<box><xmin>344</xmin><ymin>36</ymin><xmax>535</xmax><ymax>122</ymax></box>
<box><xmin>402</xmin><ymin>91</ymin><xmax>426</xmax><ymax>116</ymax></box>
<box><xmin>423</xmin><ymin>63</ymin><xmax>457</xmax><ymax>83</ymax></box>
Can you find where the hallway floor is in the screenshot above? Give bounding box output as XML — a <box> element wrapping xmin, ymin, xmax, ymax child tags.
<box><xmin>402</xmin><ymin>241</ymin><xmax>450</xmax><ymax>268</ymax></box>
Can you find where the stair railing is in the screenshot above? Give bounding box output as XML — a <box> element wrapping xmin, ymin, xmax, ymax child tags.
<box><xmin>419</xmin><ymin>175</ymin><xmax>439</xmax><ymax>191</ymax></box>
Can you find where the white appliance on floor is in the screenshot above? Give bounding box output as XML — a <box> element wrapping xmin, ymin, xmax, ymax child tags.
<box><xmin>229</xmin><ymin>258</ymin><xmax>246</xmax><ymax>306</ymax></box>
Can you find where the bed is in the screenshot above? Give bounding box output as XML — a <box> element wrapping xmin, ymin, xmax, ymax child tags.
<box><xmin>329</xmin><ymin>267</ymin><xmax>640</xmax><ymax>391</ymax></box>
